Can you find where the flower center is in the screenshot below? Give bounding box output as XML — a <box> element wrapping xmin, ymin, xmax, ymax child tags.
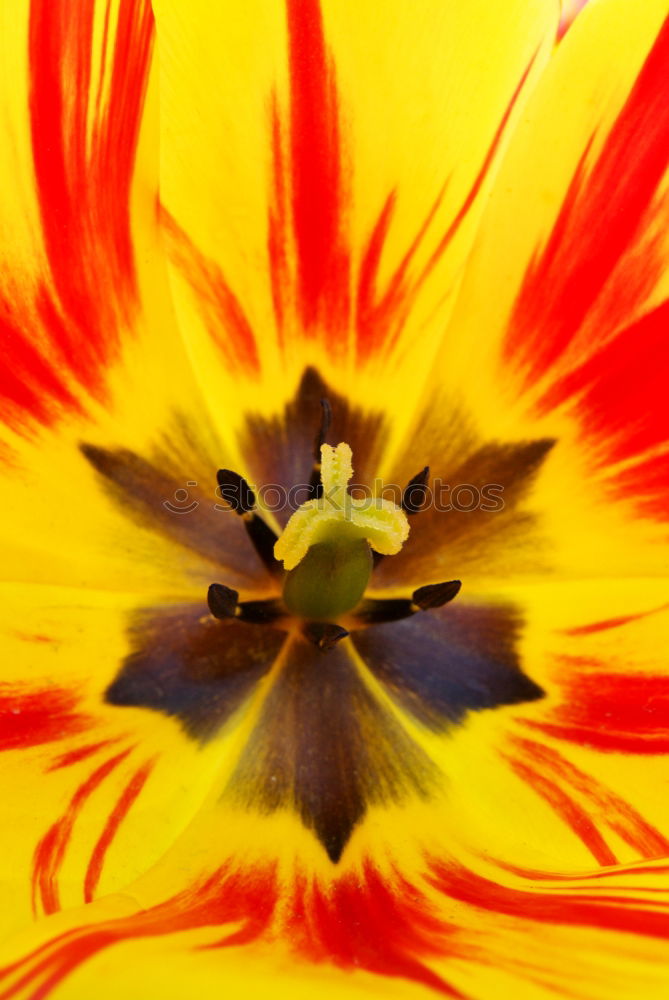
<box><xmin>208</xmin><ymin>405</ymin><xmax>461</xmax><ymax>650</ymax></box>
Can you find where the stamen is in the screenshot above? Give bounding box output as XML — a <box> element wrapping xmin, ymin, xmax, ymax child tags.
<box><xmin>216</xmin><ymin>468</ymin><xmax>281</xmax><ymax>576</ymax></box>
<box><xmin>237</xmin><ymin>599</ymin><xmax>285</xmax><ymax>624</ymax></box>
<box><xmin>412</xmin><ymin>580</ymin><xmax>462</xmax><ymax>609</ymax></box>
<box><xmin>401</xmin><ymin>466</ymin><xmax>430</xmax><ymax>515</ymax></box>
<box><xmin>353</xmin><ymin>598</ymin><xmax>414</xmax><ymax>624</ymax></box>
<box><xmin>244</xmin><ymin>515</ymin><xmax>282</xmax><ymax>577</ymax></box>
<box><xmin>374</xmin><ymin>466</ymin><xmax>430</xmax><ymax>567</ymax></box>
<box><xmin>309</xmin><ymin>398</ymin><xmax>332</xmax><ymax>499</ymax></box>
<box><xmin>354</xmin><ymin>580</ymin><xmax>461</xmax><ymax>624</ymax></box>
<box><xmin>303</xmin><ymin>621</ymin><xmax>349</xmax><ymax>651</ymax></box>
<box><xmin>217</xmin><ymin>469</ymin><xmax>255</xmax><ymax>513</ymax></box>
<box><xmin>207</xmin><ymin>584</ymin><xmax>284</xmax><ymax>625</ymax></box>
<box><xmin>207</xmin><ymin>582</ymin><xmax>238</xmax><ymax>619</ymax></box>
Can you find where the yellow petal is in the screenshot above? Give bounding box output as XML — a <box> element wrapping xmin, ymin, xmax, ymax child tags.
<box><xmin>381</xmin><ymin>0</ymin><xmax>669</xmax><ymax>584</ymax></box>
<box><xmin>153</xmin><ymin>0</ymin><xmax>557</xmax><ymax>442</ymax></box>
<box><xmin>0</xmin><ymin>585</ymin><xmax>233</xmax><ymax>940</ymax></box>
<box><xmin>426</xmin><ymin>0</ymin><xmax>669</xmax><ymax>454</ymax></box>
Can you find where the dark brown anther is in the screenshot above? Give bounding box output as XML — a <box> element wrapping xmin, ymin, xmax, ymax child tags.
<box><xmin>373</xmin><ymin>467</ymin><xmax>430</xmax><ymax>570</ymax></box>
<box><xmin>208</xmin><ymin>586</ymin><xmax>285</xmax><ymax>625</ymax></box>
<box><xmin>309</xmin><ymin>398</ymin><xmax>332</xmax><ymax>499</ymax></box>
<box><xmin>217</xmin><ymin>469</ymin><xmax>256</xmax><ymax>513</ymax></box>
<box><xmin>401</xmin><ymin>466</ymin><xmax>430</xmax><ymax>515</ymax></box>
<box><xmin>243</xmin><ymin>513</ymin><xmax>282</xmax><ymax>576</ymax></box>
<box><xmin>207</xmin><ymin>583</ymin><xmax>239</xmax><ymax>619</ymax></box>
<box><xmin>412</xmin><ymin>580</ymin><xmax>461</xmax><ymax>609</ymax></box>
<box><xmin>303</xmin><ymin>621</ymin><xmax>349</xmax><ymax>651</ymax></box>
<box><xmin>354</xmin><ymin>580</ymin><xmax>461</xmax><ymax>625</ymax></box>
<box><xmin>314</xmin><ymin>398</ymin><xmax>332</xmax><ymax>454</ymax></box>
<box><xmin>216</xmin><ymin>468</ymin><xmax>281</xmax><ymax>576</ymax></box>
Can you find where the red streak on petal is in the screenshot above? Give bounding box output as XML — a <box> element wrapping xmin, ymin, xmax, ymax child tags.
<box><xmin>31</xmin><ymin>749</ymin><xmax>133</xmax><ymax>917</ymax></box>
<box><xmin>267</xmin><ymin>93</ymin><xmax>291</xmax><ymax>346</ymax></box>
<box><xmin>356</xmin><ymin>186</ymin><xmax>447</xmax><ymax>357</ymax></box>
<box><xmin>356</xmin><ymin>191</ymin><xmax>398</xmax><ymax>326</ymax></box>
<box><xmin>416</xmin><ymin>56</ymin><xmax>538</xmax><ymax>289</ymax></box>
<box><xmin>29</xmin><ymin>0</ymin><xmax>153</xmax><ymax>344</ymax></box>
<box><xmin>10</xmin><ymin>633</ymin><xmax>54</xmax><ymax>644</ymax></box>
<box><xmin>0</xmin><ymin>688</ymin><xmax>92</xmax><ymax>751</ymax></box>
<box><xmin>562</xmin><ymin>603</ymin><xmax>669</xmax><ymax>635</ymax></box>
<box><xmin>284</xmin><ymin>0</ymin><xmax>350</xmax><ymax>335</ymax></box>
<box><xmin>288</xmin><ymin>861</ymin><xmax>463</xmax><ymax>997</ymax></box>
<box><xmin>267</xmin><ymin>4</ymin><xmax>536</xmax><ymax>359</ymax></box>
<box><xmin>160</xmin><ymin>208</ymin><xmax>261</xmax><ymax>373</ymax></box>
<box><xmin>0</xmin><ymin>0</ymin><xmax>153</xmax><ymax>433</ymax></box>
<box><xmin>0</xmin><ymin>860</ymin><xmax>468</xmax><ymax>1000</ymax></box>
<box><xmin>535</xmin><ymin>301</ymin><xmax>669</xmax><ymax>470</ymax></box>
<box><xmin>524</xmin><ymin>671</ymin><xmax>669</xmax><ymax>758</ymax></box>
<box><xmin>505</xmin><ymin>16</ymin><xmax>669</xmax><ymax>387</ymax></box>
<box><xmin>0</xmin><ymin>300</ymin><xmax>84</xmax><ymax>433</ymax></box>
<box><xmin>511</xmin><ymin>736</ymin><xmax>669</xmax><ymax>857</ymax></box>
<box><xmin>47</xmin><ymin>740</ymin><xmax>122</xmax><ymax>773</ymax></box>
<box><xmin>2</xmin><ymin>852</ymin><xmax>669</xmax><ymax>1000</ymax></box>
<box><xmin>355</xmin><ymin>54</ymin><xmax>537</xmax><ymax>359</ymax></box>
<box><xmin>504</xmin><ymin>753</ymin><xmax>619</xmax><ymax>865</ymax></box>
<box><xmin>522</xmin><ymin>721</ymin><xmax>669</xmax><ymax>756</ymax></box>
<box><xmin>0</xmin><ymin>864</ymin><xmax>278</xmax><ymax>1000</ymax></box>
<box><xmin>612</xmin><ymin>452</ymin><xmax>669</xmax><ymax>522</ymax></box>
<box><xmin>496</xmin><ymin>858</ymin><xmax>669</xmax><ymax>883</ymax></box>
<box><xmin>427</xmin><ymin>859</ymin><xmax>669</xmax><ymax>939</ymax></box>
<box><xmin>557</xmin><ymin>1</ymin><xmax>590</xmax><ymax>41</ymax></box>
<box><xmin>83</xmin><ymin>759</ymin><xmax>155</xmax><ymax>903</ymax></box>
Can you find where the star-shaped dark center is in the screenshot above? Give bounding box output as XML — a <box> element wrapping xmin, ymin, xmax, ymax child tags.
<box><xmin>83</xmin><ymin>368</ymin><xmax>551</xmax><ymax>862</ymax></box>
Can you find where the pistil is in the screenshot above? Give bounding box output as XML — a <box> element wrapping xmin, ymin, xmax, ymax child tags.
<box><xmin>274</xmin><ymin>442</ymin><xmax>409</xmax><ymax>619</ymax></box>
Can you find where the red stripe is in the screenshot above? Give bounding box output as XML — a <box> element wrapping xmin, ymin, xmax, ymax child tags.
<box><xmin>1</xmin><ymin>864</ymin><xmax>278</xmax><ymax>1000</ymax></box>
<box><xmin>557</xmin><ymin>1</ymin><xmax>589</xmax><ymax>41</ymax></box>
<box><xmin>505</xmin><ymin>753</ymin><xmax>619</xmax><ymax>865</ymax></box>
<box><xmin>289</xmin><ymin>861</ymin><xmax>463</xmax><ymax>997</ymax></box>
<box><xmin>0</xmin><ymin>687</ymin><xmax>91</xmax><ymax>751</ymax></box>
<box><xmin>0</xmin><ymin>0</ymin><xmax>153</xmax><ymax>433</ymax></box>
<box><xmin>522</xmin><ymin>671</ymin><xmax>669</xmax><ymax>756</ymax></box>
<box><xmin>29</xmin><ymin>0</ymin><xmax>153</xmax><ymax>344</ymax></box>
<box><xmin>428</xmin><ymin>859</ymin><xmax>669</xmax><ymax>939</ymax></box>
<box><xmin>511</xmin><ymin>736</ymin><xmax>669</xmax><ymax>857</ymax></box>
<box><xmin>267</xmin><ymin>93</ymin><xmax>291</xmax><ymax>345</ymax></box>
<box><xmin>0</xmin><ymin>860</ymin><xmax>465</xmax><ymax>1000</ymax></box>
<box><xmin>563</xmin><ymin>602</ymin><xmax>669</xmax><ymax>635</ymax></box>
<box><xmin>612</xmin><ymin>452</ymin><xmax>669</xmax><ymax>522</ymax></box>
<box><xmin>356</xmin><ymin>186</ymin><xmax>447</xmax><ymax>357</ymax></box>
<box><xmin>31</xmin><ymin>750</ymin><xmax>132</xmax><ymax>916</ymax></box>
<box><xmin>5</xmin><ymin>849</ymin><xmax>669</xmax><ymax>999</ymax></box>
<box><xmin>47</xmin><ymin>739</ymin><xmax>122</xmax><ymax>772</ymax></box>
<box><xmin>284</xmin><ymin>0</ymin><xmax>350</xmax><ymax>336</ymax></box>
<box><xmin>160</xmin><ymin>209</ymin><xmax>261</xmax><ymax>373</ymax></box>
<box><xmin>83</xmin><ymin>759</ymin><xmax>155</xmax><ymax>903</ymax></box>
<box><xmin>505</xmin><ymin>16</ymin><xmax>669</xmax><ymax>390</ymax></box>
<box><xmin>355</xmin><ymin>55</ymin><xmax>537</xmax><ymax>358</ymax></box>
<box><xmin>535</xmin><ymin>301</ymin><xmax>669</xmax><ymax>455</ymax></box>
<box><xmin>522</xmin><ymin>720</ymin><xmax>669</xmax><ymax>755</ymax></box>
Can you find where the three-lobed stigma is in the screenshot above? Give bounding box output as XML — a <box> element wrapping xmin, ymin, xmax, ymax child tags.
<box><xmin>273</xmin><ymin>442</ymin><xmax>410</xmax><ymax>621</ymax></box>
<box><xmin>274</xmin><ymin>442</ymin><xmax>409</xmax><ymax>571</ymax></box>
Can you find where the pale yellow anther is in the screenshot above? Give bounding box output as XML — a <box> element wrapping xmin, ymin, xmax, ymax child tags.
<box><xmin>274</xmin><ymin>442</ymin><xmax>409</xmax><ymax>571</ymax></box>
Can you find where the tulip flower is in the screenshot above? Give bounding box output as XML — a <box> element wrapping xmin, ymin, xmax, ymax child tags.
<box><xmin>1</xmin><ymin>1</ymin><xmax>668</xmax><ymax>998</ymax></box>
